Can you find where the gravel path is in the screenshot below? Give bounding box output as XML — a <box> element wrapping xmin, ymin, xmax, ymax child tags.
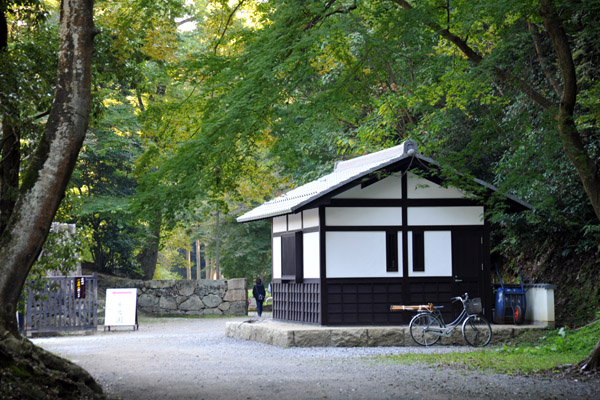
<box><xmin>33</xmin><ymin>315</ymin><xmax>598</xmax><ymax>400</ymax></box>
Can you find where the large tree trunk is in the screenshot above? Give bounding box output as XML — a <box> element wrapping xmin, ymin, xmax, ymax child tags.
<box><xmin>0</xmin><ymin>0</ymin><xmax>95</xmax><ymax>334</ymax></box>
<box><xmin>0</xmin><ymin>120</ymin><xmax>20</xmax><ymax>235</ymax></box>
<box><xmin>137</xmin><ymin>214</ymin><xmax>162</xmax><ymax>280</ymax></box>
<box><xmin>539</xmin><ymin>0</ymin><xmax>600</xmax><ymax>221</ymax></box>
<box><xmin>580</xmin><ymin>339</ymin><xmax>600</xmax><ymax>371</ymax></box>
<box><xmin>0</xmin><ymin>0</ymin><xmax>103</xmax><ymax>397</ymax></box>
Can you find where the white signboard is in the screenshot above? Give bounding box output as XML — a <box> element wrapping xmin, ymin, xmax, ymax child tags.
<box><xmin>104</xmin><ymin>288</ymin><xmax>138</xmax><ymax>327</ymax></box>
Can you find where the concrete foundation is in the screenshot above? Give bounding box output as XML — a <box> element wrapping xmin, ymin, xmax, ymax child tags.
<box><xmin>226</xmin><ymin>317</ymin><xmax>545</xmax><ymax>347</ymax></box>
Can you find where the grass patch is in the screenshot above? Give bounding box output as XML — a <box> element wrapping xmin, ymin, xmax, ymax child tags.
<box><xmin>381</xmin><ymin>318</ymin><xmax>600</xmax><ymax>375</ymax></box>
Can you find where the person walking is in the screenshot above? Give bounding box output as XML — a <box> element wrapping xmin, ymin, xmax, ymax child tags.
<box><xmin>252</xmin><ymin>277</ymin><xmax>266</xmax><ymax>318</ymax></box>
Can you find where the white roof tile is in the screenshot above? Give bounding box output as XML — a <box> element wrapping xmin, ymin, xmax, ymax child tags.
<box><xmin>237</xmin><ymin>141</ymin><xmax>418</xmax><ymax>222</ymax></box>
<box><xmin>236</xmin><ymin>140</ymin><xmax>530</xmax><ymax>223</ymax></box>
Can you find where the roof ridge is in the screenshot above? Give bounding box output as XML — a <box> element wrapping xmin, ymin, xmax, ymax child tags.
<box><xmin>334</xmin><ymin>140</ymin><xmax>417</xmax><ymax>172</ymax></box>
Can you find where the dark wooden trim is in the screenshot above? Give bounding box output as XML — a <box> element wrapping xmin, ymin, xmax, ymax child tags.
<box><xmin>386</xmin><ymin>231</ymin><xmax>399</xmax><ymax>272</ymax></box>
<box><xmin>272</xmin><ymin>278</ymin><xmax>321</xmax><ymax>284</ymax></box>
<box><xmin>401</xmin><ymin>173</ymin><xmax>409</xmax><ymax>303</ymax></box>
<box><xmin>328</xmin><ymin>198</ymin><xmax>482</xmax><ymax>207</ymax></box>
<box><xmin>295</xmin><ymin>232</ymin><xmax>303</xmax><ymax>282</ymax></box>
<box><xmin>324</xmin><ymin>224</ymin><xmax>484</xmax><ymax>232</ymax></box>
<box><xmin>319</xmin><ymin>206</ymin><xmax>327</xmax><ymax>325</ymax></box>
<box><xmin>323</xmin><ymin>276</ymin><xmax>462</xmax><ymax>326</ymax></box>
<box><xmin>272</xmin><ymin>281</ymin><xmax>321</xmax><ymax>324</ymax></box>
<box><xmin>406</xmin><ymin>225</ymin><xmax>484</xmax><ymax>231</ymax></box>
<box><xmin>272</xmin><ymin>226</ymin><xmax>319</xmax><ymax>237</ymax></box>
<box><xmin>405</xmin><ymin>199</ymin><xmax>482</xmax><ymax>207</ymax></box>
<box><xmin>482</xmin><ymin>221</ymin><xmax>492</xmax><ymax>319</ymax></box>
<box><xmin>281</xmin><ymin>232</ymin><xmax>304</xmax><ymax>283</ymax></box>
<box><xmin>412</xmin><ymin>231</ymin><xmax>425</xmax><ymax>272</ymax></box>
<box><xmin>325</xmin><ymin>226</ymin><xmax>401</xmax><ymax>232</ymax></box>
<box><xmin>329</xmin><ymin>199</ymin><xmax>403</xmax><ymax>207</ymax></box>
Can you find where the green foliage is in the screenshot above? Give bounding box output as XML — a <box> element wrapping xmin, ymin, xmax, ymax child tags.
<box><xmin>30</xmin><ymin>225</ymin><xmax>89</xmax><ymax>277</ymax></box>
<box><xmin>21</xmin><ymin>224</ymin><xmax>90</xmax><ymax>312</ymax></box>
<box><xmin>6</xmin><ymin>0</ymin><xmax>596</xmax><ymax>314</ymax></box>
<box><xmin>382</xmin><ymin>319</ymin><xmax>600</xmax><ymax>375</ymax></box>
<box><xmin>216</xmin><ymin>213</ymin><xmax>271</xmax><ymax>284</ymax></box>
<box><xmin>109</xmin><ymin>0</ymin><xmax>599</xmax><ymax>303</ymax></box>
<box><xmin>155</xmin><ymin>248</ymin><xmax>185</xmax><ymax>280</ymax></box>
<box><xmin>67</xmin><ymin>92</ymin><xmax>146</xmax><ymax>276</ymax></box>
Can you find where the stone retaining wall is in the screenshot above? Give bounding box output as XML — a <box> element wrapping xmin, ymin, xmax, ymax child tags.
<box><xmin>110</xmin><ymin>278</ymin><xmax>248</xmax><ymax>316</ymax></box>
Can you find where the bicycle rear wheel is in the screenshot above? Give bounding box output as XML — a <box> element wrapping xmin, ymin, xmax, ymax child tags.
<box><xmin>462</xmin><ymin>315</ymin><xmax>492</xmax><ymax>347</ymax></box>
<box><xmin>409</xmin><ymin>313</ymin><xmax>443</xmax><ymax>346</ymax></box>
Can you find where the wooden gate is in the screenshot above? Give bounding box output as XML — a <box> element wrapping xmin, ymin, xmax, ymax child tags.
<box><xmin>25</xmin><ymin>274</ymin><xmax>98</xmax><ymax>336</ymax></box>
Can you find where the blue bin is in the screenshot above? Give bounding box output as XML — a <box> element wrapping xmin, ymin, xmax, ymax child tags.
<box><xmin>494</xmin><ymin>265</ymin><xmax>527</xmax><ymax>324</ymax></box>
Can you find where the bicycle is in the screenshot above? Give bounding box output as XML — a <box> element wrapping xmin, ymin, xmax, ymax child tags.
<box><xmin>393</xmin><ymin>293</ymin><xmax>492</xmax><ymax>347</ymax></box>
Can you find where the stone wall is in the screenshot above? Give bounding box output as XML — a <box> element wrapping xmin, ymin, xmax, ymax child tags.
<box><xmin>107</xmin><ymin>278</ymin><xmax>248</xmax><ymax>316</ymax></box>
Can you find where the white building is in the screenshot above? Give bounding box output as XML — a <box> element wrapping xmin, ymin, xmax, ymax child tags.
<box><xmin>238</xmin><ymin>140</ymin><xmax>529</xmax><ymax>325</ymax></box>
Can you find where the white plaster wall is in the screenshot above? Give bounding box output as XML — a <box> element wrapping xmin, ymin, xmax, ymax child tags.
<box><xmin>273</xmin><ymin>216</ymin><xmax>287</xmax><ymax>233</ymax></box>
<box><xmin>332</xmin><ymin>174</ymin><xmax>403</xmax><ymax>199</ymax></box>
<box><xmin>303</xmin><ymin>232</ymin><xmax>320</xmax><ymax>278</ymax></box>
<box><xmin>288</xmin><ymin>213</ymin><xmax>302</xmax><ymax>231</ymax></box>
<box><xmin>407</xmin><ymin>206</ymin><xmax>484</xmax><ymax>226</ymax></box>
<box><xmin>303</xmin><ymin>208</ymin><xmax>319</xmax><ymax>228</ymax></box>
<box><xmin>272</xmin><ymin>236</ymin><xmax>282</xmax><ymax>279</ymax></box>
<box><xmin>326</xmin><ymin>207</ymin><xmax>402</xmax><ymax>226</ymax></box>
<box><xmin>408</xmin><ymin>231</ymin><xmax>452</xmax><ymax>277</ymax></box>
<box><xmin>326</xmin><ymin>232</ymin><xmax>401</xmax><ymax>278</ymax></box>
<box><xmin>407</xmin><ymin>172</ymin><xmax>467</xmax><ymax>199</ymax></box>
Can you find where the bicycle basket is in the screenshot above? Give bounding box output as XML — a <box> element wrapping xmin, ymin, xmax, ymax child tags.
<box><xmin>466</xmin><ymin>298</ymin><xmax>482</xmax><ymax>314</ymax></box>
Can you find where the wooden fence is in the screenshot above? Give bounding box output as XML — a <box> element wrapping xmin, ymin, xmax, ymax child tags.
<box><xmin>25</xmin><ymin>274</ymin><xmax>98</xmax><ymax>336</ymax></box>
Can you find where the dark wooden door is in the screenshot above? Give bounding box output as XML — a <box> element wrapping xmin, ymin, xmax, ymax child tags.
<box><xmin>451</xmin><ymin>230</ymin><xmax>484</xmax><ymax>305</ymax></box>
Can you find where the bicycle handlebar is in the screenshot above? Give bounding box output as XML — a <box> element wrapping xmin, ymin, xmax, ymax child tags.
<box><xmin>451</xmin><ymin>293</ymin><xmax>470</xmax><ymax>303</ymax></box>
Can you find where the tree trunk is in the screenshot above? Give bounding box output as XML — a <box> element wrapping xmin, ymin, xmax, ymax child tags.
<box><xmin>0</xmin><ymin>0</ymin><xmax>95</xmax><ymax>335</ymax></box>
<box><xmin>0</xmin><ymin>0</ymin><xmax>103</xmax><ymax>397</ymax></box>
<box><xmin>206</xmin><ymin>255</ymin><xmax>212</xmax><ymax>279</ymax></box>
<box><xmin>539</xmin><ymin>0</ymin><xmax>600</xmax><ymax>221</ymax></box>
<box><xmin>196</xmin><ymin>240</ymin><xmax>201</xmax><ymax>280</ymax></box>
<box><xmin>186</xmin><ymin>248</ymin><xmax>192</xmax><ymax>280</ymax></box>
<box><xmin>137</xmin><ymin>213</ymin><xmax>162</xmax><ymax>280</ymax></box>
<box><xmin>0</xmin><ymin>123</ymin><xmax>20</xmax><ymax>235</ymax></box>
<box><xmin>215</xmin><ymin>210</ymin><xmax>221</xmax><ymax>279</ymax></box>
<box><xmin>581</xmin><ymin>339</ymin><xmax>600</xmax><ymax>371</ymax></box>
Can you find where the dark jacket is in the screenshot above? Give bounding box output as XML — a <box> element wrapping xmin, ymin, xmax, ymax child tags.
<box><xmin>253</xmin><ymin>283</ymin><xmax>266</xmax><ymax>302</ymax></box>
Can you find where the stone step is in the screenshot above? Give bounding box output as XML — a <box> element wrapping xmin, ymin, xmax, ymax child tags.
<box><xmin>225</xmin><ymin>319</ymin><xmax>544</xmax><ymax>348</ymax></box>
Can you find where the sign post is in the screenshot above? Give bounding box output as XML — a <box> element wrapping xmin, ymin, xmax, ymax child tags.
<box><xmin>104</xmin><ymin>288</ymin><xmax>138</xmax><ymax>331</ymax></box>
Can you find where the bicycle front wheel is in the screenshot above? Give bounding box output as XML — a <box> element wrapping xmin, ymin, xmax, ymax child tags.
<box><xmin>409</xmin><ymin>313</ymin><xmax>443</xmax><ymax>346</ymax></box>
<box><xmin>462</xmin><ymin>315</ymin><xmax>492</xmax><ymax>347</ymax></box>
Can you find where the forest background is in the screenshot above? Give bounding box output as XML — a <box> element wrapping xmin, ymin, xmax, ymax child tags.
<box><xmin>2</xmin><ymin>0</ymin><xmax>599</xmax><ymax>329</ymax></box>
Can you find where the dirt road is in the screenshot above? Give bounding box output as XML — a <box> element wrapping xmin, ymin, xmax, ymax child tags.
<box><xmin>33</xmin><ymin>316</ymin><xmax>598</xmax><ymax>400</ymax></box>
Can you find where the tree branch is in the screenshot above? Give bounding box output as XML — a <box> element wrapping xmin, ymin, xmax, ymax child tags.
<box><xmin>528</xmin><ymin>21</ymin><xmax>562</xmax><ymax>98</ymax></box>
<box><xmin>177</xmin><ymin>16</ymin><xmax>196</xmax><ymax>26</ymax></box>
<box><xmin>305</xmin><ymin>0</ymin><xmax>357</xmax><ymax>31</ymax></box>
<box><xmin>389</xmin><ymin>0</ymin><xmax>556</xmax><ymax>110</ymax></box>
<box><xmin>214</xmin><ymin>0</ymin><xmax>246</xmax><ymax>55</ymax></box>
